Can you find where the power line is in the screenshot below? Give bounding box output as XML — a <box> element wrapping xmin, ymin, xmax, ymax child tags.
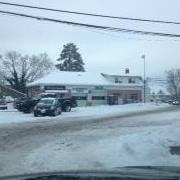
<box><xmin>86</xmin><ymin>27</ymin><xmax>180</xmax><ymax>41</ymax></box>
<box><xmin>0</xmin><ymin>1</ymin><xmax>180</xmax><ymax>25</ymax></box>
<box><xmin>83</xmin><ymin>27</ymin><xmax>180</xmax><ymax>42</ymax></box>
<box><xmin>0</xmin><ymin>10</ymin><xmax>180</xmax><ymax>38</ymax></box>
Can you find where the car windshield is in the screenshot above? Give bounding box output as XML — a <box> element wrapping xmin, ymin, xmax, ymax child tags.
<box><xmin>39</xmin><ymin>99</ymin><xmax>55</xmax><ymax>105</ymax></box>
<box><xmin>1</xmin><ymin>0</ymin><xmax>180</xmax><ymax>179</ymax></box>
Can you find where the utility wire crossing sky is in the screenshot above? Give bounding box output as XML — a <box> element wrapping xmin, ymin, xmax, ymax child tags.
<box><xmin>0</xmin><ymin>0</ymin><xmax>180</xmax><ymax>77</ymax></box>
<box><xmin>0</xmin><ymin>1</ymin><xmax>180</xmax><ymax>25</ymax></box>
<box><xmin>1</xmin><ymin>10</ymin><xmax>180</xmax><ymax>38</ymax></box>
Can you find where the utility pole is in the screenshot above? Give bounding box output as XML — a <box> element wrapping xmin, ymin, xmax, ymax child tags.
<box><xmin>141</xmin><ymin>55</ymin><xmax>146</xmax><ymax>103</ymax></box>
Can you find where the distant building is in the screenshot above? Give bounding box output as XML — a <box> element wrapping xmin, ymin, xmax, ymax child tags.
<box><xmin>27</xmin><ymin>70</ymin><xmax>146</xmax><ymax>106</ymax></box>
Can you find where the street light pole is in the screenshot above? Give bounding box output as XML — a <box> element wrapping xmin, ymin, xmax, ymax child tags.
<box><xmin>141</xmin><ymin>55</ymin><xmax>146</xmax><ymax>103</ymax></box>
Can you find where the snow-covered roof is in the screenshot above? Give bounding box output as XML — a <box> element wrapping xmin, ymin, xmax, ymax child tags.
<box><xmin>101</xmin><ymin>73</ymin><xmax>142</xmax><ymax>78</ymax></box>
<box><xmin>28</xmin><ymin>71</ymin><xmax>111</xmax><ymax>86</ymax></box>
<box><xmin>28</xmin><ymin>71</ymin><xmax>143</xmax><ymax>87</ymax></box>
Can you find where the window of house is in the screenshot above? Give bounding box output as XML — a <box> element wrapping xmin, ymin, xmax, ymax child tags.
<box><xmin>130</xmin><ymin>94</ymin><xmax>138</xmax><ymax>100</ymax></box>
<box><xmin>128</xmin><ymin>78</ymin><xmax>135</xmax><ymax>83</ymax></box>
<box><xmin>115</xmin><ymin>77</ymin><xmax>122</xmax><ymax>83</ymax></box>
<box><xmin>115</xmin><ymin>77</ymin><xmax>118</xmax><ymax>83</ymax></box>
<box><xmin>92</xmin><ymin>96</ymin><xmax>105</xmax><ymax>100</ymax></box>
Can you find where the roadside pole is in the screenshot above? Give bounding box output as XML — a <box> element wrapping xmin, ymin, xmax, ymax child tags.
<box><xmin>141</xmin><ymin>55</ymin><xmax>146</xmax><ymax>103</ymax></box>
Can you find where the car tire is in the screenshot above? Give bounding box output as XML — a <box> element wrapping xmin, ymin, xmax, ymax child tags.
<box><xmin>29</xmin><ymin>107</ymin><xmax>34</xmax><ymax>113</ymax></box>
<box><xmin>58</xmin><ymin>108</ymin><xmax>62</xmax><ymax>115</ymax></box>
<box><xmin>52</xmin><ymin>109</ymin><xmax>58</xmax><ymax>116</ymax></box>
<box><xmin>34</xmin><ymin>112</ymin><xmax>38</xmax><ymax>117</ymax></box>
<box><xmin>64</xmin><ymin>105</ymin><xmax>71</xmax><ymax>112</ymax></box>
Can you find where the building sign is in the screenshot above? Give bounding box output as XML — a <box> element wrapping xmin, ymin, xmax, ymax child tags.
<box><xmin>95</xmin><ymin>86</ymin><xmax>104</xmax><ymax>90</ymax></box>
<box><xmin>72</xmin><ymin>88</ymin><xmax>88</xmax><ymax>93</ymax></box>
<box><xmin>44</xmin><ymin>85</ymin><xmax>66</xmax><ymax>90</ymax></box>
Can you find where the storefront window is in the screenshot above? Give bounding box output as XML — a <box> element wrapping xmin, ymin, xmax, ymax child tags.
<box><xmin>76</xmin><ymin>96</ymin><xmax>87</xmax><ymax>100</ymax></box>
<box><xmin>129</xmin><ymin>78</ymin><xmax>135</xmax><ymax>83</ymax></box>
<box><xmin>92</xmin><ymin>96</ymin><xmax>105</xmax><ymax>100</ymax></box>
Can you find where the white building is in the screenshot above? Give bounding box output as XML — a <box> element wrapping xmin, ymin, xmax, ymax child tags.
<box><xmin>27</xmin><ymin>70</ymin><xmax>145</xmax><ymax>106</ymax></box>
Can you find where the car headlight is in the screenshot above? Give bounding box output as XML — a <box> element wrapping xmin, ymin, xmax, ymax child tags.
<box><xmin>50</xmin><ymin>106</ymin><xmax>55</xmax><ymax>110</ymax></box>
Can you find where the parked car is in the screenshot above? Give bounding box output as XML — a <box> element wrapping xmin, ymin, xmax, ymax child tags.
<box><xmin>16</xmin><ymin>92</ymin><xmax>77</xmax><ymax>113</ymax></box>
<box><xmin>40</xmin><ymin>92</ymin><xmax>77</xmax><ymax>111</ymax></box>
<box><xmin>34</xmin><ymin>98</ymin><xmax>62</xmax><ymax>117</ymax></box>
<box><xmin>0</xmin><ymin>99</ymin><xmax>8</xmax><ymax>110</ymax></box>
<box><xmin>172</xmin><ymin>100</ymin><xmax>180</xmax><ymax>105</ymax></box>
<box><xmin>165</xmin><ymin>99</ymin><xmax>173</xmax><ymax>104</ymax></box>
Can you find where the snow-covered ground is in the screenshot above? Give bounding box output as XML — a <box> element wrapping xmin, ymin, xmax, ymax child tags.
<box><xmin>0</xmin><ymin>102</ymin><xmax>169</xmax><ymax>125</ymax></box>
<box><xmin>0</xmin><ymin>102</ymin><xmax>180</xmax><ymax>176</ymax></box>
<box><xmin>24</xmin><ymin>110</ymin><xmax>180</xmax><ymax>171</ymax></box>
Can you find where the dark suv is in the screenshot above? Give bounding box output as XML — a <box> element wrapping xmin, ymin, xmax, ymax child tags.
<box><xmin>34</xmin><ymin>98</ymin><xmax>62</xmax><ymax>117</ymax></box>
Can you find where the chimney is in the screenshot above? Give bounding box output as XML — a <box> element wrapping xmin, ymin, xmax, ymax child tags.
<box><xmin>125</xmin><ymin>68</ymin><xmax>130</xmax><ymax>74</ymax></box>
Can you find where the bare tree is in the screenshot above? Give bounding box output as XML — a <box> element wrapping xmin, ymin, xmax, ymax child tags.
<box><xmin>0</xmin><ymin>51</ymin><xmax>54</xmax><ymax>93</ymax></box>
<box><xmin>166</xmin><ymin>69</ymin><xmax>180</xmax><ymax>99</ymax></box>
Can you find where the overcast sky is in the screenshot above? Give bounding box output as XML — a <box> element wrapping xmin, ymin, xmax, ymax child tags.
<box><xmin>0</xmin><ymin>0</ymin><xmax>180</xmax><ymax>77</ymax></box>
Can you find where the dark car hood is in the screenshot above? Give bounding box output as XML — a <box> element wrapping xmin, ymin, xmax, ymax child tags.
<box><xmin>1</xmin><ymin>166</ymin><xmax>180</xmax><ymax>180</ymax></box>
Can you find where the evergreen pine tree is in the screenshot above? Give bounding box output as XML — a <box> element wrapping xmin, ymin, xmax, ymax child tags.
<box><xmin>56</xmin><ymin>43</ymin><xmax>85</xmax><ymax>72</ymax></box>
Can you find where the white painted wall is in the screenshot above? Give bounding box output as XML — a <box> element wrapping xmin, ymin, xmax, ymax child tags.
<box><xmin>103</xmin><ymin>74</ymin><xmax>143</xmax><ymax>85</ymax></box>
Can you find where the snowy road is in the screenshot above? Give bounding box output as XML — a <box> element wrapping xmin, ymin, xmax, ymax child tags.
<box><xmin>0</xmin><ymin>105</ymin><xmax>180</xmax><ymax>177</ymax></box>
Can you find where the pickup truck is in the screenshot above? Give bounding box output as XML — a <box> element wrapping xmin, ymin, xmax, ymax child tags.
<box><xmin>14</xmin><ymin>97</ymin><xmax>33</xmax><ymax>111</ymax></box>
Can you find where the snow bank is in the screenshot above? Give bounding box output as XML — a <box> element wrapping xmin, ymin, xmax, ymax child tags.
<box><xmin>62</xmin><ymin>102</ymin><xmax>169</xmax><ymax>118</ymax></box>
<box><xmin>0</xmin><ymin>103</ymin><xmax>170</xmax><ymax>125</ymax></box>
